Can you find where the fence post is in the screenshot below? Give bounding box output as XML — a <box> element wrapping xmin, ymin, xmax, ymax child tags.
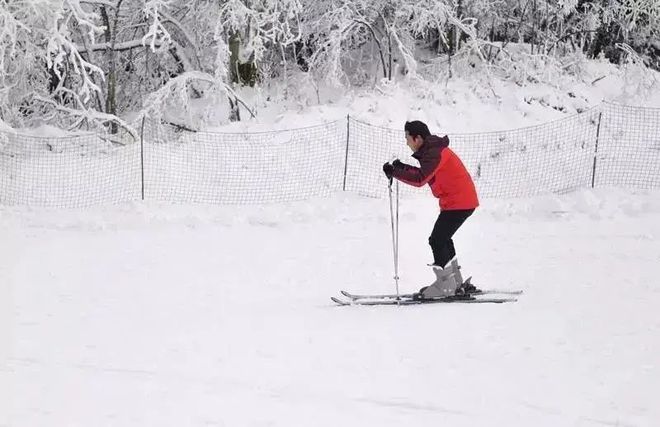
<box><xmin>140</xmin><ymin>116</ymin><xmax>146</xmax><ymax>200</ymax></box>
<box><xmin>342</xmin><ymin>114</ymin><xmax>350</xmax><ymax>191</ymax></box>
<box><xmin>591</xmin><ymin>112</ymin><xmax>603</xmax><ymax>188</ymax></box>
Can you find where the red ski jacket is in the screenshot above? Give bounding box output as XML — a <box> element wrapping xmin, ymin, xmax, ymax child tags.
<box><xmin>391</xmin><ymin>135</ymin><xmax>479</xmax><ymax>211</ymax></box>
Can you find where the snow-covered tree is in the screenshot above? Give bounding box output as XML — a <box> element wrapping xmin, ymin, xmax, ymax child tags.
<box><xmin>0</xmin><ymin>1</ymin><xmax>58</xmax><ymax>126</ymax></box>
<box><xmin>1</xmin><ymin>0</ymin><xmax>658</xmax><ymax>131</ymax></box>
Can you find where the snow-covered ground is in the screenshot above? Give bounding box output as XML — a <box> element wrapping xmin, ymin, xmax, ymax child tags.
<box><xmin>2</xmin><ymin>55</ymin><xmax>660</xmax><ymax>426</ymax></box>
<box><xmin>2</xmin><ymin>187</ymin><xmax>660</xmax><ymax>426</ymax></box>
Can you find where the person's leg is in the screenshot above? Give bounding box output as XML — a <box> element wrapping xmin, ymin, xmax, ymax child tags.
<box><xmin>428</xmin><ymin>209</ymin><xmax>474</xmax><ymax>267</ymax></box>
<box><xmin>420</xmin><ymin>209</ymin><xmax>476</xmax><ymax>299</ymax></box>
<box><xmin>445</xmin><ymin>238</ymin><xmax>456</xmax><ymax>264</ymax></box>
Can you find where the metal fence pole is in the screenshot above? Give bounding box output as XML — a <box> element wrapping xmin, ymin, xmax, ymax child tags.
<box><xmin>591</xmin><ymin>112</ymin><xmax>603</xmax><ymax>188</ymax></box>
<box><xmin>140</xmin><ymin>116</ymin><xmax>146</xmax><ymax>200</ymax></box>
<box><xmin>342</xmin><ymin>114</ymin><xmax>350</xmax><ymax>191</ymax></box>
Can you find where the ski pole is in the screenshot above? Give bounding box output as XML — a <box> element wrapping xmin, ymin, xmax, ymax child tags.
<box><xmin>388</xmin><ymin>178</ymin><xmax>400</xmax><ymax>300</ymax></box>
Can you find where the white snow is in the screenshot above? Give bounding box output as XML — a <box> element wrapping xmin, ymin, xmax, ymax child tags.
<box><xmin>2</xmin><ymin>187</ymin><xmax>660</xmax><ymax>426</ymax></box>
<box><xmin>2</xmin><ymin>56</ymin><xmax>660</xmax><ymax>426</ymax></box>
<box><xmin>197</xmin><ymin>58</ymin><xmax>660</xmax><ymax>134</ymax></box>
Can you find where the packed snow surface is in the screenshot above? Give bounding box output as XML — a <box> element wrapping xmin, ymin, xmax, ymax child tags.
<box><xmin>2</xmin><ymin>187</ymin><xmax>660</xmax><ymax>426</ymax></box>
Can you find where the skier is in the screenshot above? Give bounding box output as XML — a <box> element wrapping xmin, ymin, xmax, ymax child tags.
<box><xmin>383</xmin><ymin>120</ymin><xmax>479</xmax><ymax>298</ymax></box>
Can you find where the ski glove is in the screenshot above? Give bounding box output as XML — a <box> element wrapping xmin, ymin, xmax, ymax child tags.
<box><xmin>392</xmin><ymin>159</ymin><xmax>404</xmax><ymax>169</ymax></box>
<box><xmin>382</xmin><ymin>162</ymin><xmax>394</xmax><ymax>179</ymax></box>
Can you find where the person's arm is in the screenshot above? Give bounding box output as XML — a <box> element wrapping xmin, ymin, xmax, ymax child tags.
<box><xmin>392</xmin><ymin>159</ymin><xmax>437</xmax><ymax>187</ymax></box>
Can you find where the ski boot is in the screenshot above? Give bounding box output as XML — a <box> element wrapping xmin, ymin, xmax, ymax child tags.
<box><xmin>413</xmin><ymin>260</ymin><xmax>463</xmax><ymax>300</ymax></box>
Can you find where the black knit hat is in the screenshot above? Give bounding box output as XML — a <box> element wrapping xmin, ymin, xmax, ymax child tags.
<box><xmin>404</xmin><ymin>120</ymin><xmax>430</xmax><ymax>138</ymax></box>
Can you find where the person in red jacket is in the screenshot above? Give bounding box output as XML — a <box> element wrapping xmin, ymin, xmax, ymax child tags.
<box><xmin>383</xmin><ymin>120</ymin><xmax>479</xmax><ymax>297</ymax></box>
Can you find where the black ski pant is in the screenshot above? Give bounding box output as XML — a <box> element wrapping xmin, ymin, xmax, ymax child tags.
<box><xmin>429</xmin><ymin>209</ymin><xmax>475</xmax><ymax>267</ymax></box>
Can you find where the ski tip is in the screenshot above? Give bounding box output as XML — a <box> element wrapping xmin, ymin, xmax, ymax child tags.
<box><xmin>331</xmin><ymin>296</ymin><xmax>350</xmax><ymax>306</ymax></box>
<box><xmin>494</xmin><ymin>297</ymin><xmax>518</xmax><ymax>303</ymax></box>
<box><xmin>497</xmin><ymin>290</ymin><xmax>523</xmax><ymax>295</ymax></box>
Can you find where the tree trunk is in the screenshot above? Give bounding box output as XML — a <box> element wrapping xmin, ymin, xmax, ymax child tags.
<box><xmin>100</xmin><ymin>6</ymin><xmax>117</xmax><ymax>133</ymax></box>
<box><xmin>455</xmin><ymin>0</ymin><xmax>463</xmax><ymax>52</ymax></box>
<box><xmin>229</xmin><ymin>31</ymin><xmax>257</xmax><ymax>87</ymax></box>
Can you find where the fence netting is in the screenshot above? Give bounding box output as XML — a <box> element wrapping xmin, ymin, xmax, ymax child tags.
<box><xmin>0</xmin><ymin>130</ymin><xmax>139</xmax><ymax>208</ymax></box>
<box><xmin>0</xmin><ymin>103</ymin><xmax>659</xmax><ymax>208</ymax></box>
<box><xmin>142</xmin><ymin>120</ymin><xmax>346</xmax><ymax>204</ymax></box>
<box><xmin>595</xmin><ymin>102</ymin><xmax>660</xmax><ymax>189</ymax></box>
<box><xmin>347</xmin><ymin>109</ymin><xmax>601</xmax><ymax>199</ymax></box>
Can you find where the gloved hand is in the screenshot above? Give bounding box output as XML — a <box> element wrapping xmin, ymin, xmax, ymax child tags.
<box><xmin>392</xmin><ymin>159</ymin><xmax>404</xmax><ymax>169</ymax></box>
<box><xmin>383</xmin><ymin>162</ymin><xmax>394</xmax><ymax>179</ymax></box>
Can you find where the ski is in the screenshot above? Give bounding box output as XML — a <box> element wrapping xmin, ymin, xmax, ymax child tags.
<box><xmin>340</xmin><ymin>288</ymin><xmax>523</xmax><ymax>301</ymax></box>
<box><xmin>469</xmin><ymin>289</ymin><xmax>524</xmax><ymax>296</ymax></box>
<box><xmin>331</xmin><ymin>295</ymin><xmax>517</xmax><ymax>306</ymax></box>
<box><xmin>341</xmin><ymin>290</ymin><xmax>415</xmax><ymax>300</ymax></box>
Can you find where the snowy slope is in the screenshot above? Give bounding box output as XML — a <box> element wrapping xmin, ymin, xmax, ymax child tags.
<box><xmin>2</xmin><ymin>187</ymin><xmax>660</xmax><ymax>427</ymax></box>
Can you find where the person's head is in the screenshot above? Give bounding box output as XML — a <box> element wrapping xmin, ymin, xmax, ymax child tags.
<box><xmin>404</xmin><ymin>120</ymin><xmax>430</xmax><ymax>152</ymax></box>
